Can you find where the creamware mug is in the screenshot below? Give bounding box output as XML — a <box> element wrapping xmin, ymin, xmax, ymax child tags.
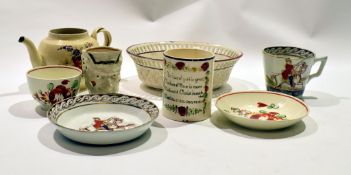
<box><xmin>162</xmin><ymin>49</ymin><xmax>215</xmax><ymax>122</ymax></box>
<box><xmin>82</xmin><ymin>46</ymin><xmax>122</xmax><ymax>94</ymax></box>
<box><xmin>263</xmin><ymin>46</ymin><xmax>327</xmax><ymax>97</ymax></box>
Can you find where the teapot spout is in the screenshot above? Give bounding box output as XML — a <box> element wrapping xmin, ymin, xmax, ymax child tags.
<box><xmin>18</xmin><ymin>36</ymin><xmax>43</xmax><ymax>67</ymax></box>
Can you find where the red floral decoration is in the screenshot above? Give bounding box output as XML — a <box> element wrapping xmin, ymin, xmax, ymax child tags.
<box><xmin>178</xmin><ymin>106</ymin><xmax>187</xmax><ymax>116</ymax></box>
<box><xmin>257</xmin><ymin>102</ymin><xmax>268</xmax><ymax>108</ymax></box>
<box><xmin>175</xmin><ymin>62</ymin><xmax>185</xmax><ymax>70</ymax></box>
<box><xmin>201</xmin><ymin>62</ymin><xmax>209</xmax><ymax>71</ymax></box>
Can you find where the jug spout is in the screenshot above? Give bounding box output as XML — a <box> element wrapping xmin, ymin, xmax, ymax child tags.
<box><xmin>18</xmin><ymin>36</ymin><xmax>43</xmax><ymax>67</ymax></box>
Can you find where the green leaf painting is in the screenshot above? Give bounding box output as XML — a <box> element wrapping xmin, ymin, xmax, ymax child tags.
<box><xmin>47</xmin><ymin>83</ymin><xmax>54</xmax><ymax>90</ymax></box>
<box><xmin>265</xmin><ymin>75</ymin><xmax>277</xmax><ymax>86</ymax></box>
<box><xmin>71</xmin><ymin>80</ymin><xmax>79</xmax><ymax>89</ymax></box>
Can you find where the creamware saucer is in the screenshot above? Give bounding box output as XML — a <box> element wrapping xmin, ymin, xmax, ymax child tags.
<box><xmin>216</xmin><ymin>91</ymin><xmax>309</xmax><ymax>130</ymax></box>
<box><xmin>47</xmin><ymin>94</ymin><xmax>159</xmax><ymax>145</ymax></box>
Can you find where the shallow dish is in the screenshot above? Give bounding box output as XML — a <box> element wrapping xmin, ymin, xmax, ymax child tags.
<box><xmin>127</xmin><ymin>41</ymin><xmax>243</xmax><ymax>89</ymax></box>
<box><xmin>215</xmin><ymin>91</ymin><xmax>309</xmax><ymax>130</ymax></box>
<box><xmin>47</xmin><ymin>94</ymin><xmax>159</xmax><ymax>145</ymax></box>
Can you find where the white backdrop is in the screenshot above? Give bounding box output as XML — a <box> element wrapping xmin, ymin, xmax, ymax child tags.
<box><xmin>1</xmin><ymin>0</ymin><xmax>351</xmax><ymax>175</ymax></box>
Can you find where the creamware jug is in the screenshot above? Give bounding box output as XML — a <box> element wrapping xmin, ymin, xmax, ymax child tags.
<box><xmin>19</xmin><ymin>27</ymin><xmax>112</xmax><ymax>89</ymax></box>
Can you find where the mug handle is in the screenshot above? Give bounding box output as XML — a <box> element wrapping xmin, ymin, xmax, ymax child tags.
<box><xmin>91</xmin><ymin>27</ymin><xmax>112</xmax><ymax>46</ymax></box>
<box><xmin>308</xmin><ymin>56</ymin><xmax>327</xmax><ymax>82</ymax></box>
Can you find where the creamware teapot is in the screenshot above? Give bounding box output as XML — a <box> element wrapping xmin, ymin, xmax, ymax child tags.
<box><xmin>19</xmin><ymin>27</ymin><xmax>112</xmax><ymax>89</ymax></box>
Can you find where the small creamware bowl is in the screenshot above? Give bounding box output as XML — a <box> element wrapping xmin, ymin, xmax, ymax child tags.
<box><xmin>127</xmin><ymin>41</ymin><xmax>243</xmax><ymax>89</ymax></box>
<box><xmin>26</xmin><ymin>65</ymin><xmax>82</xmax><ymax>110</ymax></box>
<box><xmin>216</xmin><ymin>91</ymin><xmax>309</xmax><ymax>130</ymax></box>
<box><xmin>47</xmin><ymin>94</ymin><xmax>159</xmax><ymax>145</ymax></box>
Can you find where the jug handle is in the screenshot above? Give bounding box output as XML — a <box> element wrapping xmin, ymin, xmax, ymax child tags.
<box><xmin>91</xmin><ymin>27</ymin><xmax>112</xmax><ymax>46</ymax></box>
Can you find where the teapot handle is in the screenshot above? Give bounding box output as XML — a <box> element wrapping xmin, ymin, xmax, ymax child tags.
<box><xmin>91</xmin><ymin>27</ymin><xmax>112</xmax><ymax>46</ymax></box>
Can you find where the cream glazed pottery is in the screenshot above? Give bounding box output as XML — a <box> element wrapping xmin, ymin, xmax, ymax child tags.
<box><xmin>26</xmin><ymin>65</ymin><xmax>82</xmax><ymax>110</ymax></box>
<box><xmin>47</xmin><ymin>94</ymin><xmax>159</xmax><ymax>145</ymax></box>
<box><xmin>216</xmin><ymin>91</ymin><xmax>309</xmax><ymax>130</ymax></box>
<box><xmin>19</xmin><ymin>27</ymin><xmax>112</xmax><ymax>89</ymax></box>
<box><xmin>82</xmin><ymin>47</ymin><xmax>122</xmax><ymax>94</ymax></box>
<box><xmin>127</xmin><ymin>41</ymin><xmax>243</xmax><ymax>89</ymax></box>
<box><xmin>263</xmin><ymin>46</ymin><xmax>327</xmax><ymax>97</ymax></box>
<box><xmin>163</xmin><ymin>49</ymin><xmax>214</xmax><ymax>122</ymax></box>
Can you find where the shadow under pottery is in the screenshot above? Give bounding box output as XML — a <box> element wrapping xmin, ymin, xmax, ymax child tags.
<box><xmin>210</xmin><ymin>110</ymin><xmax>318</xmax><ymax>139</ymax></box>
<box><xmin>37</xmin><ymin>122</ymin><xmax>168</xmax><ymax>156</ymax></box>
<box><xmin>0</xmin><ymin>83</ymin><xmax>30</xmax><ymax>98</ymax></box>
<box><xmin>212</xmin><ymin>83</ymin><xmax>233</xmax><ymax>98</ymax></box>
<box><xmin>302</xmin><ymin>90</ymin><xmax>348</xmax><ymax>107</ymax></box>
<box><xmin>140</xmin><ymin>84</ymin><xmax>162</xmax><ymax>98</ymax></box>
<box><xmin>9</xmin><ymin>100</ymin><xmax>46</xmax><ymax>119</ymax></box>
<box><xmin>119</xmin><ymin>77</ymin><xmax>162</xmax><ymax>101</ymax></box>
